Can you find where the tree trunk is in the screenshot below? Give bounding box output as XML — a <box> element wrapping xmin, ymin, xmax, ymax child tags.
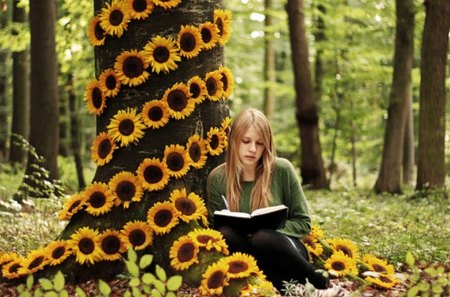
<box><xmin>403</xmin><ymin>95</ymin><xmax>414</xmax><ymax>185</ymax></box>
<box><xmin>416</xmin><ymin>0</ymin><xmax>450</xmax><ymax>191</ymax></box>
<box><xmin>286</xmin><ymin>0</ymin><xmax>327</xmax><ymax>189</ymax></box>
<box><xmin>263</xmin><ymin>0</ymin><xmax>276</xmax><ymax>120</ymax></box>
<box><xmin>59</xmin><ymin>82</ymin><xmax>70</xmax><ymax>157</ymax></box>
<box><xmin>0</xmin><ymin>0</ymin><xmax>9</xmax><ymax>161</ymax></box>
<box><xmin>9</xmin><ymin>0</ymin><xmax>29</xmax><ymax>165</ymax></box>
<box><xmin>374</xmin><ymin>0</ymin><xmax>414</xmax><ymax>194</ymax></box>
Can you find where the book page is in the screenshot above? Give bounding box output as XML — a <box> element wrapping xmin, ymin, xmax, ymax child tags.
<box><xmin>214</xmin><ymin>210</ymin><xmax>252</xmax><ymax>218</ymax></box>
<box><xmin>250</xmin><ymin>204</ymin><xmax>287</xmax><ymax>217</ymax></box>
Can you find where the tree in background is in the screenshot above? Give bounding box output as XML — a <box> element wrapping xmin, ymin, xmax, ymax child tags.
<box><xmin>0</xmin><ymin>0</ymin><xmax>8</xmax><ymax>161</ymax></box>
<box><xmin>262</xmin><ymin>0</ymin><xmax>276</xmax><ymax>120</ymax></box>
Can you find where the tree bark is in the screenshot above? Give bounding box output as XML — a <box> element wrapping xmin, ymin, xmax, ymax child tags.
<box><xmin>286</xmin><ymin>0</ymin><xmax>327</xmax><ymax>189</ymax></box>
<box><xmin>263</xmin><ymin>0</ymin><xmax>276</xmax><ymax>120</ymax></box>
<box><xmin>374</xmin><ymin>0</ymin><xmax>414</xmax><ymax>194</ymax></box>
<box><xmin>59</xmin><ymin>82</ymin><xmax>70</xmax><ymax>157</ymax></box>
<box><xmin>416</xmin><ymin>0</ymin><xmax>450</xmax><ymax>190</ymax></box>
<box><xmin>0</xmin><ymin>0</ymin><xmax>9</xmax><ymax>161</ymax></box>
<box><xmin>403</xmin><ymin>94</ymin><xmax>414</xmax><ymax>185</ymax></box>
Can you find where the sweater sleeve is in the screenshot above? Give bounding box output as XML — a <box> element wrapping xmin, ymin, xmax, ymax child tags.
<box><xmin>206</xmin><ymin>168</ymin><xmax>227</xmax><ymax>226</ymax></box>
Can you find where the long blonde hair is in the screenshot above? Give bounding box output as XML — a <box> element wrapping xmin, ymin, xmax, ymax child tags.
<box><xmin>224</xmin><ymin>108</ymin><xmax>276</xmax><ymax>211</ymax></box>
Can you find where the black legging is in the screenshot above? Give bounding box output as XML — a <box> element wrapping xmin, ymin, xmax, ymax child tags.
<box><xmin>218</xmin><ymin>226</ymin><xmax>328</xmax><ymax>289</ymax></box>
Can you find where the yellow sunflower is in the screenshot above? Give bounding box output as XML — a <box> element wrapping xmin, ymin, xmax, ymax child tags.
<box><xmin>0</xmin><ymin>252</ymin><xmax>19</xmax><ymax>266</ymax></box>
<box><xmin>188</xmin><ymin>228</ymin><xmax>229</xmax><ymax>255</ymax></box>
<box><xmin>163</xmin><ymin>144</ymin><xmax>191</xmax><ymax>178</ymax></box>
<box><xmin>99</xmin><ymin>0</ymin><xmax>130</xmax><ymax>37</ymax></box>
<box><xmin>99</xmin><ymin>68</ymin><xmax>121</xmax><ymax>98</ymax></box>
<box><xmin>69</xmin><ymin>227</ymin><xmax>103</xmax><ymax>265</ymax></box>
<box><xmin>206</xmin><ymin>127</ymin><xmax>227</xmax><ymax>156</ymax></box>
<box><xmin>169</xmin><ymin>235</ymin><xmax>199</xmax><ymax>271</ymax></box>
<box><xmin>186</xmin><ymin>134</ymin><xmax>208</xmax><ymax>169</ymax></box>
<box><xmin>303</xmin><ymin>236</ymin><xmax>323</xmax><ymax>258</ymax></box>
<box><xmin>187</xmin><ymin>76</ymin><xmax>207</xmax><ymax>104</ymax></box>
<box><xmin>204</xmin><ymin>70</ymin><xmax>224</xmax><ymax>101</ymax></box>
<box><xmin>199</xmin><ymin>21</ymin><xmax>219</xmax><ymax>50</ymax></box>
<box><xmin>178</xmin><ymin>25</ymin><xmax>203</xmax><ymax>59</ymax></box>
<box><xmin>147</xmin><ymin>201</ymin><xmax>180</xmax><ymax>235</ymax></box>
<box><xmin>365</xmin><ymin>274</ymin><xmax>400</xmax><ymax>289</ymax></box>
<box><xmin>214</xmin><ymin>9</ymin><xmax>232</xmax><ymax>46</ymax></box>
<box><xmin>127</xmin><ymin>0</ymin><xmax>154</xmax><ymax>20</ymax></box>
<box><xmin>85</xmin><ymin>79</ymin><xmax>106</xmax><ymax>115</ymax></box>
<box><xmin>114</xmin><ymin>49</ymin><xmax>150</xmax><ymax>87</ymax></box>
<box><xmin>200</xmin><ymin>261</ymin><xmax>229</xmax><ymax>296</ymax></box>
<box><xmin>45</xmin><ymin>240</ymin><xmax>72</xmax><ymax>266</ymax></box>
<box><xmin>109</xmin><ymin>171</ymin><xmax>143</xmax><ymax>208</ymax></box>
<box><xmin>99</xmin><ymin>229</ymin><xmax>125</xmax><ymax>261</ymax></box>
<box><xmin>217</xmin><ymin>66</ymin><xmax>234</xmax><ymax>98</ymax></box>
<box><xmin>83</xmin><ymin>182</ymin><xmax>115</xmax><ymax>216</ymax></box>
<box><xmin>107</xmin><ymin>108</ymin><xmax>146</xmax><ymax>147</ymax></box>
<box><xmin>58</xmin><ymin>193</ymin><xmax>86</xmax><ymax>221</ymax></box>
<box><xmin>87</xmin><ymin>16</ymin><xmax>106</xmax><ymax>46</ymax></box>
<box><xmin>120</xmin><ymin>221</ymin><xmax>153</xmax><ymax>251</ymax></box>
<box><xmin>91</xmin><ymin>131</ymin><xmax>117</xmax><ymax>166</ymax></box>
<box><xmin>136</xmin><ymin>157</ymin><xmax>170</xmax><ymax>191</ymax></box>
<box><xmin>310</xmin><ymin>224</ymin><xmax>324</xmax><ymax>240</ymax></box>
<box><xmin>2</xmin><ymin>257</ymin><xmax>25</xmax><ymax>279</ymax></box>
<box><xmin>327</xmin><ymin>238</ymin><xmax>360</xmax><ymax>260</ymax></box>
<box><xmin>162</xmin><ymin>83</ymin><xmax>195</xmax><ymax>120</ymax></box>
<box><xmin>220</xmin><ymin>116</ymin><xmax>232</xmax><ymax>136</ymax></box>
<box><xmin>220</xmin><ymin>252</ymin><xmax>259</xmax><ymax>279</ymax></box>
<box><xmin>20</xmin><ymin>248</ymin><xmax>49</xmax><ymax>275</ymax></box>
<box><xmin>169</xmin><ymin>188</ymin><xmax>208</xmax><ymax>223</ymax></box>
<box><xmin>141</xmin><ymin>100</ymin><xmax>170</xmax><ymax>129</ymax></box>
<box><xmin>152</xmin><ymin>0</ymin><xmax>182</xmax><ymax>10</ymax></box>
<box><xmin>324</xmin><ymin>251</ymin><xmax>358</xmax><ymax>277</ymax></box>
<box><xmin>363</xmin><ymin>254</ymin><xmax>395</xmax><ymax>275</ymax></box>
<box><xmin>143</xmin><ymin>36</ymin><xmax>181</xmax><ymax>74</ymax></box>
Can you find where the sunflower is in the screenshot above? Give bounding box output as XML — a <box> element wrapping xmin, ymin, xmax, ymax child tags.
<box><xmin>200</xmin><ymin>261</ymin><xmax>229</xmax><ymax>296</ymax></box>
<box><xmin>91</xmin><ymin>132</ymin><xmax>117</xmax><ymax>166</ymax></box>
<box><xmin>186</xmin><ymin>134</ymin><xmax>208</xmax><ymax>169</ymax></box>
<box><xmin>141</xmin><ymin>100</ymin><xmax>170</xmax><ymax>129</ymax></box>
<box><xmin>152</xmin><ymin>0</ymin><xmax>182</xmax><ymax>10</ymax></box>
<box><xmin>99</xmin><ymin>229</ymin><xmax>125</xmax><ymax>261</ymax></box>
<box><xmin>217</xmin><ymin>66</ymin><xmax>234</xmax><ymax>98</ymax></box>
<box><xmin>324</xmin><ymin>251</ymin><xmax>358</xmax><ymax>277</ymax></box>
<box><xmin>87</xmin><ymin>16</ymin><xmax>106</xmax><ymax>46</ymax></box>
<box><xmin>169</xmin><ymin>235</ymin><xmax>199</xmax><ymax>271</ymax></box>
<box><xmin>303</xmin><ymin>236</ymin><xmax>323</xmax><ymax>258</ymax></box>
<box><xmin>162</xmin><ymin>83</ymin><xmax>195</xmax><ymax>120</ymax></box>
<box><xmin>327</xmin><ymin>238</ymin><xmax>360</xmax><ymax>260</ymax></box>
<box><xmin>206</xmin><ymin>127</ymin><xmax>227</xmax><ymax>156</ymax></box>
<box><xmin>204</xmin><ymin>70</ymin><xmax>225</xmax><ymax>101</ymax></box>
<box><xmin>365</xmin><ymin>274</ymin><xmax>400</xmax><ymax>289</ymax></box>
<box><xmin>220</xmin><ymin>252</ymin><xmax>259</xmax><ymax>279</ymax></box>
<box><xmin>107</xmin><ymin>108</ymin><xmax>146</xmax><ymax>147</ymax></box>
<box><xmin>136</xmin><ymin>157</ymin><xmax>170</xmax><ymax>191</ymax></box>
<box><xmin>2</xmin><ymin>257</ymin><xmax>25</xmax><ymax>279</ymax></box>
<box><xmin>99</xmin><ymin>0</ymin><xmax>130</xmax><ymax>37</ymax></box>
<box><xmin>58</xmin><ymin>193</ymin><xmax>86</xmax><ymax>220</ymax></box>
<box><xmin>240</xmin><ymin>281</ymin><xmax>275</xmax><ymax>297</ymax></box>
<box><xmin>147</xmin><ymin>201</ymin><xmax>180</xmax><ymax>235</ymax></box>
<box><xmin>114</xmin><ymin>49</ymin><xmax>150</xmax><ymax>87</ymax></box>
<box><xmin>127</xmin><ymin>0</ymin><xmax>154</xmax><ymax>20</ymax></box>
<box><xmin>99</xmin><ymin>68</ymin><xmax>121</xmax><ymax>98</ymax></box>
<box><xmin>45</xmin><ymin>240</ymin><xmax>72</xmax><ymax>266</ymax></box>
<box><xmin>169</xmin><ymin>188</ymin><xmax>208</xmax><ymax>223</ymax></box>
<box><xmin>143</xmin><ymin>36</ymin><xmax>181</xmax><ymax>74</ymax></box>
<box><xmin>109</xmin><ymin>171</ymin><xmax>143</xmax><ymax>208</ymax></box>
<box><xmin>220</xmin><ymin>116</ymin><xmax>232</xmax><ymax>136</ymax></box>
<box><xmin>163</xmin><ymin>144</ymin><xmax>191</xmax><ymax>178</ymax></box>
<box><xmin>83</xmin><ymin>182</ymin><xmax>115</xmax><ymax>216</ymax></box>
<box><xmin>187</xmin><ymin>76</ymin><xmax>207</xmax><ymax>104</ymax></box>
<box><xmin>20</xmin><ymin>248</ymin><xmax>49</xmax><ymax>275</ymax></box>
<box><xmin>363</xmin><ymin>254</ymin><xmax>395</xmax><ymax>275</ymax></box>
<box><xmin>0</xmin><ymin>252</ymin><xmax>18</xmax><ymax>266</ymax></box>
<box><xmin>310</xmin><ymin>224</ymin><xmax>324</xmax><ymax>240</ymax></box>
<box><xmin>69</xmin><ymin>227</ymin><xmax>103</xmax><ymax>265</ymax></box>
<box><xmin>120</xmin><ymin>221</ymin><xmax>153</xmax><ymax>251</ymax></box>
<box><xmin>188</xmin><ymin>228</ymin><xmax>229</xmax><ymax>255</ymax></box>
<box><xmin>85</xmin><ymin>79</ymin><xmax>106</xmax><ymax>115</ymax></box>
<box><xmin>199</xmin><ymin>22</ymin><xmax>219</xmax><ymax>50</ymax></box>
<box><xmin>214</xmin><ymin>9</ymin><xmax>232</xmax><ymax>46</ymax></box>
<box><xmin>178</xmin><ymin>25</ymin><xmax>203</xmax><ymax>59</ymax></box>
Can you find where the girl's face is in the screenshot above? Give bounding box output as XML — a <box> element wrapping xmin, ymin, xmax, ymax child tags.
<box><xmin>238</xmin><ymin>125</ymin><xmax>265</xmax><ymax>170</ymax></box>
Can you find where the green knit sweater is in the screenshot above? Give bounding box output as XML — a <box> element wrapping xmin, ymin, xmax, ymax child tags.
<box><xmin>206</xmin><ymin>157</ymin><xmax>311</xmax><ymax>239</ymax></box>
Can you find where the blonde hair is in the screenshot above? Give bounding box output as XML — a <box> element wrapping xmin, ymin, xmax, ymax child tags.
<box><xmin>223</xmin><ymin>108</ymin><xmax>276</xmax><ymax>211</ymax></box>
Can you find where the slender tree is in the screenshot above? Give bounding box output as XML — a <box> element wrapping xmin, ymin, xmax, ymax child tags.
<box><xmin>0</xmin><ymin>0</ymin><xmax>9</xmax><ymax>161</ymax></box>
<box><xmin>263</xmin><ymin>0</ymin><xmax>276</xmax><ymax>120</ymax></box>
<box><xmin>416</xmin><ymin>0</ymin><xmax>450</xmax><ymax>190</ymax></box>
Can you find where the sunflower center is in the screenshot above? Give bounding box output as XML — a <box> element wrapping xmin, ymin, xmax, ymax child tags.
<box><xmin>188</xmin><ymin>143</ymin><xmax>201</xmax><ymax>162</ymax></box>
<box><xmin>178</xmin><ymin>242</ymin><xmax>195</xmax><ymax>262</ymax></box>
<box><xmin>155</xmin><ymin>209</ymin><xmax>173</xmax><ymax>227</ymax></box>
<box><xmin>206</xmin><ymin>77</ymin><xmax>218</xmax><ymax>96</ymax></box>
<box><xmin>102</xmin><ymin>235</ymin><xmax>121</xmax><ymax>254</ymax></box>
<box><xmin>201</xmin><ymin>27</ymin><xmax>212</xmax><ymax>43</ymax></box>
<box><xmin>105</xmin><ymin>75</ymin><xmax>117</xmax><ymax>90</ymax></box>
<box><xmin>98</xmin><ymin>139</ymin><xmax>113</xmax><ymax>158</ymax></box>
<box><xmin>68</xmin><ymin>200</ymin><xmax>82</xmax><ymax>213</ymax></box>
<box><xmin>197</xmin><ymin>235</ymin><xmax>213</xmax><ymax>244</ymax></box>
<box><xmin>95</xmin><ymin>22</ymin><xmax>105</xmax><ymax>40</ymax></box>
<box><xmin>28</xmin><ymin>256</ymin><xmax>45</xmax><ymax>270</ymax></box>
<box><xmin>229</xmin><ymin>261</ymin><xmax>248</xmax><ymax>274</ymax></box>
<box><xmin>144</xmin><ymin>165</ymin><xmax>163</xmax><ymax>183</ymax></box>
<box><xmin>109</xmin><ymin>9</ymin><xmax>124</xmax><ymax>26</ymax></box>
<box><xmin>336</xmin><ymin>246</ymin><xmax>352</xmax><ymax>258</ymax></box>
<box><xmin>79</xmin><ymin>238</ymin><xmax>95</xmax><ymax>255</ymax></box>
<box><xmin>167</xmin><ymin>152</ymin><xmax>184</xmax><ymax>172</ymax></box>
<box><xmin>123</xmin><ymin>56</ymin><xmax>144</xmax><ymax>78</ymax></box>
<box><xmin>175</xmin><ymin>198</ymin><xmax>196</xmax><ymax>215</ymax></box>
<box><xmin>210</xmin><ymin>134</ymin><xmax>219</xmax><ymax>149</ymax></box>
<box><xmin>117</xmin><ymin>181</ymin><xmax>136</xmax><ymax>201</ymax></box>
<box><xmin>52</xmin><ymin>247</ymin><xmax>66</xmax><ymax>259</ymax></box>
<box><xmin>129</xmin><ymin>229</ymin><xmax>146</xmax><ymax>246</ymax></box>
<box><xmin>216</xmin><ymin>19</ymin><xmax>224</xmax><ymax>36</ymax></box>
<box><xmin>180</xmin><ymin>33</ymin><xmax>196</xmax><ymax>52</ymax></box>
<box><xmin>92</xmin><ymin>87</ymin><xmax>103</xmax><ymax>109</ymax></box>
<box><xmin>9</xmin><ymin>263</ymin><xmax>21</xmax><ymax>273</ymax></box>
<box><xmin>154</xmin><ymin>46</ymin><xmax>170</xmax><ymax>63</ymax></box>
<box><xmin>331</xmin><ymin>261</ymin><xmax>345</xmax><ymax>271</ymax></box>
<box><xmin>207</xmin><ymin>270</ymin><xmax>225</xmax><ymax>289</ymax></box>
<box><xmin>221</xmin><ymin>75</ymin><xmax>228</xmax><ymax>91</ymax></box>
<box><xmin>148</xmin><ymin>106</ymin><xmax>163</xmax><ymax>121</ymax></box>
<box><xmin>190</xmin><ymin>83</ymin><xmax>201</xmax><ymax>98</ymax></box>
<box><xmin>89</xmin><ymin>192</ymin><xmax>106</xmax><ymax>208</ymax></box>
<box><xmin>119</xmin><ymin>119</ymin><xmax>135</xmax><ymax>136</ymax></box>
<box><xmin>133</xmin><ymin>0</ymin><xmax>148</xmax><ymax>12</ymax></box>
<box><xmin>372</xmin><ymin>264</ymin><xmax>387</xmax><ymax>273</ymax></box>
<box><xmin>167</xmin><ymin>90</ymin><xmax>188</xmax><ymax>111</ymax></box>
<box><xmin>379</xmin><ymin>275</ymin><xmax>392</xmax><ymax>283</ymax></box>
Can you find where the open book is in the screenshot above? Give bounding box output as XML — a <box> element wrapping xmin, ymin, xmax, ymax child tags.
<box><xmin>214</xmin><ymin>204</ymin><xmax>288</xmax><ymax>234</ymax></box>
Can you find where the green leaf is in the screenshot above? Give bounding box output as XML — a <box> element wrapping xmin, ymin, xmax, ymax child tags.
<box><xmin>128</xmin><ymin>277</ymin><xmax>141</xmax><ymax>287</ymax></box>
<box><xmin>127</xmin><ymin>248</ymin><xmax>138</xmax><ymax>263</ymax></box>
<box><xmin>39</xmin><ymin>278</ymin><xmax>54</xmax><ymax>291</ymax></box>
<box><xmin>166</xmin><ymin>292</ymin><xmax>176</xmax><ymax>297</ymax></box>
<box><xmin>407</xmin><ymin>286</ymin><xmax>419</xmax><ymax>297</ymax></box>
<box><xmin>125</xmin><ymin>260</ymin><xmax>140</xmax><ymax>277</ymax></box>
<box><xmin>405</xmin><ymin>251</ymin><xmax>415</xmax><ymax>267</ymax></box>
<box><xmin>143</xmin><ymin>285</ymin><xmax>152</xmax><ymax>294</ymax></box>
<box><xmin>26</xmin><ymin>274</ymin><xmax>34</xmax><ymax>290</ymax></box>
<box><xmin>59</xmin><ymin>289</ymin><xmax>69</xmax><ymax>297</ymax></box>
<box><xmin>98</xmin><ymin>279</ymin><xmax>111</xmax><ymax>296</ymax></box>
<box><xmin>17</xmin><ymin>284</ymin><xmax>25</xmax><ymax>293</ymax></box>
<box><xmin>431</xmin><ymin>284</ymin><xmax>443</xmax><ymax>294</ymax></box>
<box><xmin>34</xmin><ymin>288</ymin><xmax>44</xmax><ymax>297</ymax></box>
<box><xmin>151</xmin><ymin>289</ymin><xmax>162</xmax><ymax>297</ymax></box>
<box><xmin>141</xmin><ymin>273</ymin><xmax>156</xmax><ymax>285</ymax></box>
<box><xmin>167</xmin><ymin>275</ymin><xmax>182</xmax><ymax>291</ymax></box>
<box><xmin>123</xmin><ymin>291</ymin><xmax>132</xmax><ymax>297</ymax></box>
<box><xmin>75</xmin><ymin>287</ymin><xmax>87</xmax><ymax>297</ymax></box>
<box><xmin>139</xmin><ymin>254</ymin><xmax>153</xmax><ymax>269</ymax></box>
<box><xmin>153</xmin><ymin>279</ymin><xmax>166</xmax><ymax>295</ymax></box>
<box><xmin>53</xmin><ymin>271</ymin><xmax>65</xmax><ymax>292</ymax></box>
<box><xmin>131</xmin><ymin>287</ymin><xmax>141</xmax><ymax>297</ymax></box>
<box><xmin>424</xmin><ymin>267</ymin><xmax>437</xmax><ymax>277</ymax></box>
<box><xmin>19</xmin><ymin>292</ymin><xmax>31</xmax><ymax>297</ymax></box>
<box><xmin>418</xmin><ymin>281</ymin><xmax>430</xmax><ymax>291</ymax></box>
<box><xmin>155</xmin><ymin>265</ymin><xmax>166</xmax><ymax>281</ymax></box>
<box><xmin>43</xmin><ymin>292</ymin><xmax>58</xmax><ymax>297</ymax></box>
